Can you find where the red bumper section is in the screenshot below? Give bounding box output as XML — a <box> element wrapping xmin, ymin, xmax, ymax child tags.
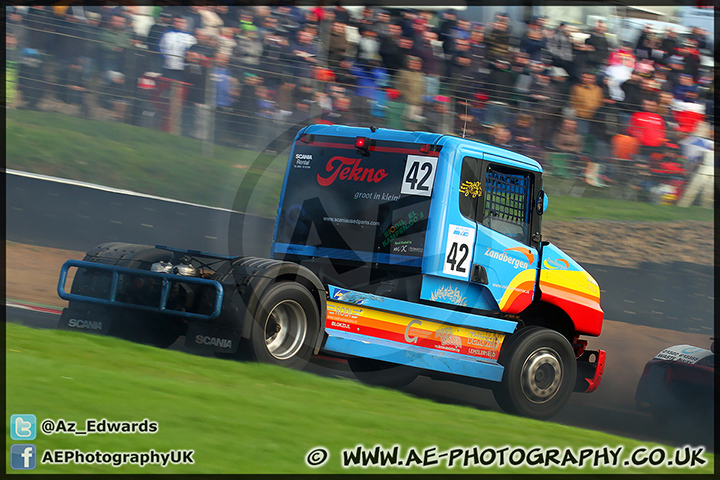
<box><xmin>574</xmin><ymin>349</ymin><xmax>606</xmax><ymax>393</ymax></box>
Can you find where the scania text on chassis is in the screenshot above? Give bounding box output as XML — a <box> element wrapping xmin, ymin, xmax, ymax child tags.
<box><xmin>58</xmin><ymin>124</ymin><xmax>605</xmax><ymax>419</ymax></box>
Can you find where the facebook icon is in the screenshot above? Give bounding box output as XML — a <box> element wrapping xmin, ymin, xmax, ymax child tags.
<box><xmin>11</xmin><ymin>444</ymin><xmax>37</xmax><ymax>470</ymax></box>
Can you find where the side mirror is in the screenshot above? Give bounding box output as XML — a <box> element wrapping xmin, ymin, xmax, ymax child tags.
<box><xmin>536</xmin><ymin>190</ymin><xmax>548</xmax><ymax>216</ymax></box>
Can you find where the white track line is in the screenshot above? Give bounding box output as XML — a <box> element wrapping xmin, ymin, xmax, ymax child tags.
<box><xmin>5</xmin><ymin>168</ymin><xmax>242</xmax><ymax>214</ymax></box>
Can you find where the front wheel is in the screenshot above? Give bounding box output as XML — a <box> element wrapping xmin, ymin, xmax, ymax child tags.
<box><xmin>247</xmin><ymin>282</ymin><xmax>320</xmax><ymax>369</ymax></box>
<box><xmin>493</xmin><ymin>326</ymin><xmax>576</xmax><ymax>420</ymax></box>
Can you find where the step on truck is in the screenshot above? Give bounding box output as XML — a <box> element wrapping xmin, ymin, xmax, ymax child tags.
<box><xmin>58</xmin><ymin>124</ymin><xmax>605</xmax><ymax>419</ymax></box>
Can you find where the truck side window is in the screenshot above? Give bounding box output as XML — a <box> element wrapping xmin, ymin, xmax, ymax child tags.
<box><xmin>481</xmin><ymin>165</ymin><xmax>532</xmax><ymax>245</ymax></box>
<box><xmin>459</xmin><ymin>157</ymin><xmax>481</xmax><ymax>221</ymax></box>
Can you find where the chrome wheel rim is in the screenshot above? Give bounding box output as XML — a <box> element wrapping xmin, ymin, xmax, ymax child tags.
<box><xmin>264</xmin><ymin>300</ymin><xmax>307</xmax><ymax>360</ymax></box>
<box><xmin>521</xmin><ymin>347</ymin><xmax>563</xmax><ymax>403</ymax></box>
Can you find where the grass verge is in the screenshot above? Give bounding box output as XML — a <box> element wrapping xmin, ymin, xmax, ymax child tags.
<box><xmin>6</xmin><ymin>109</ymin><xmax>713</xmax><ymax>222</ymax></box>
<box><xmin>6</xmin><ymin>109</ymin><xmax>286</xmax><ymax>217</ymax></box>
<box><xmin>543</xmin><ymin>195</ymin><xmax>713</xmax><ymax>222</ymax></box>
<box><xmin>6</xmin><ymin>322</ymin><xmax>714</xmax><ymax>474</ymax></box>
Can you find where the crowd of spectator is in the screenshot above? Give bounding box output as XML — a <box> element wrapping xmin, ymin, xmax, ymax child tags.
<box><xmin>5</xmin><ymin>5</ymin><xmax>714</xmax><ymax>202</ymax></box>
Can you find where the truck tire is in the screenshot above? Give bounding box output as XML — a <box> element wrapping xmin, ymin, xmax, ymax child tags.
<box><xmin>493</xmin><ymin>326</ymin><xmax>576</xmax><ymax>420</ymax></box>
<box><xmin>347</xmin><ymin>357</ymin><xmax>418</xmax><ymax>388</ymax></box>
<box><xmin>247</xmin><ymin>281</ymin><xmax>320</xmax><ymax>369</ymax></box>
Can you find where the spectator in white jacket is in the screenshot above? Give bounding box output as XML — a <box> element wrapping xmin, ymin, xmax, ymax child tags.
<box><xmin>356</xmin><ymin>27</ymin><xmax>380</xmax><ymax>67</ymax></box>
<box><xmin>159</xmin><ymin>17</ymin><xmax>197</xmax><ymax>80</ymax></box>
<box><xmin>198</xmin><ymin>6</ymin><xmax>223</xmax><ymax>38</ymax></box>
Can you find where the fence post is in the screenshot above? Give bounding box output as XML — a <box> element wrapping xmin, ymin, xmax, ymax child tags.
<box><xmin>169</xmin><ymin>80</ymin><xmax>182</xmax><ymax>135</ymax></box>
<box><xmin>444</xmin><ymin>93</ymin><xmax>455</xmax><ymax>135</ymax></box>
<box><xmin>203</xmin><ymin>57</ymin><xmax>216</xmax><ymax>158</ymax></box>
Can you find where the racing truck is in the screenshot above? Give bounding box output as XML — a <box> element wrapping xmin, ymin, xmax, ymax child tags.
<box><xmin>635</xmin><ymin>340</ymin><xmax>716</xmax><ymax>421</ymax></box>
<box><xmin>58</xmin><ymin>124</ymin><xmax>605</xmax><ymax>419</ymax></box>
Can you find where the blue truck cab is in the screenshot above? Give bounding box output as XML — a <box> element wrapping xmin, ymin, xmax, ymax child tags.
<box><xmin>58</xmin><ymin>125</ymin><xmax>605</xmax><ymax>419</ymax></box>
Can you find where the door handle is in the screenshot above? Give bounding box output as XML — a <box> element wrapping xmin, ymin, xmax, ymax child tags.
<box><xmin>470</xmin><ymin>263</ymin><xmax>488</xmax><ymax>285</ymax></box>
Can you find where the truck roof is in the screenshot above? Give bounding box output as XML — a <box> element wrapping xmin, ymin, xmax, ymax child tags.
<box><xmin>301</xmin><ymin>124</ymin><xmax>542</xmax><ymax>172</ymax></box>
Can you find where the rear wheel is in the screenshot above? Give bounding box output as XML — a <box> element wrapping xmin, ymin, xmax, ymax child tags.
<box><xmin>348</xmin><ymin>357</ymin><xmax>418</xmax><ymax>388</ymax></box>
<box><xmin>247</xmin><ymin>282</ymin><xmax>320</xmax><ymax>369</ymax></box>
<box><xmin>493</xmin><ymin>326</ymin><xmax>576</xmax><ymax>419</ymax></box>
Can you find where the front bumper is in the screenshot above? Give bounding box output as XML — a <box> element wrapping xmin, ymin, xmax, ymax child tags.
<box><xmin>58</xmin><ymin>259</ymin><xmax>224</xmax><ymax>321</ymax></box>
<box><xmin>574</xmin><ymin>349</ymin><xmax>606</xmax><ymax>393</ymax></box>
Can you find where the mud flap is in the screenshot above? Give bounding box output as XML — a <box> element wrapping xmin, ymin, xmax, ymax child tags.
<box><xmin>58</xmin><ymin>307</ymin><xmax>113</xmax><ymax>335</ymax></box>
<box><xmin>574</xmin><ymin>349</ymin><xmax>606</xmax><ymax>393</ymax></box>
<box><xmin>185</xmin><ymin>323</ymin><xmax>242</xmax><ymax>354</ymax></box>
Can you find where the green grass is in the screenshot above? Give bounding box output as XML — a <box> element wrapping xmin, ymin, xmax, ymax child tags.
<box><xmin>6</xmin><ymin>108</ymin><xmax>713</xmax><ymax>222</ymax></box>
<box><xmin>544</xmin><ymin>195</ymin><xmax>714</xmax><ymax>222</ymax></box>
<box><xmin>5</xmin><ymin>109</ymin><xmax>287</xmax><ymax>218</ymax></box>
<box><xmin>6</xmin><ymin>323</ymin><xmax>714</xmax><ymax>474</ymax></box>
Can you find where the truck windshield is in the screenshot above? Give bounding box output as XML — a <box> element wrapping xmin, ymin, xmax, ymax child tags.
<box><xmin>273</xmin><ymin>135</ymin><xmax>436</xmax><ymax>269</ymax></box>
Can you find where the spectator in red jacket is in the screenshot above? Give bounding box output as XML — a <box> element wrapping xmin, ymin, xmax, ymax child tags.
<box><xmin>628</xmin><ymin>99</ymin><xmax>666</xmax><ymax>160</ymax></box>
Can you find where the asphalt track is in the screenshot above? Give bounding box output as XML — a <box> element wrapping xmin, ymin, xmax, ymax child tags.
<box><xmin>5</xmin><ymin>170</ymin><xmax>715</xmax><ymax>451</ymax></box>
<box><xmin>7</xmin><ymin>170</ymin><xmax>713</xmax><ymax>334</ymax></box>
<box><xmin>6</xmin><ymin>169</ymin><xmax>273</xmax><ymax>258</ymax></box>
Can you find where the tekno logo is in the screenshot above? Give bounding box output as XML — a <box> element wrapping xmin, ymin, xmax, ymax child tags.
<box><xmin>317</xmin><ymin>156</ymin><xmax>388</xmax><ymax>187</ymax></box>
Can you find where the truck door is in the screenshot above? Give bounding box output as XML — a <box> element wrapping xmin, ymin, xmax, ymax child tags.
<box><xmin>442</xmin><ymin>155</ymin><xmax>483</xmax><ymax>281</ymax></box>
<box><xmin>470</xmin><ymin>155</ymin><xmax>539</xmax><ymax>314</ymax></box>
